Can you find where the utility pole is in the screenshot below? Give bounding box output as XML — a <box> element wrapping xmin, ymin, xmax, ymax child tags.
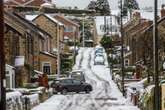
<box><xmin>57</xmin><ymin>26</ymin><xmax>61</xmax><ymax>78</ymax></box>
<box><xmin>0</xmin><ymin>0</ymin><xmax>6</xmax><ymax>110</ymax></box>
<box><xmin>73</xmin><ymin>32</ymin><xmax>76</xmax><ymax>64</ymax></box>
<box><xmin>120</xmin><ymin>0</ymin><xmax>125</xmax><ymax>96</ymax></box>
<box><xmin>153</xmin><ymin>0</ymin><xmax>160</xmax><ymax>110</ymax></box>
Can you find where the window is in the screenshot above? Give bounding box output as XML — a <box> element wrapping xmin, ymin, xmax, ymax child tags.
<box><xmin>27</xmin><ymin>35</ymin><xmax>33</xmax><ymax>54</ymax></box>
<box><xmin>39</xmin><ymin>40</ymin><xmax>44</xmax><ymax>51</ymax></box>
<box><xmin>63</xmin><ymin>79</ymin><xmax>73</xmax><ymax>84</ymax></box>
<box><xmin>6</xmin><ymin>71</ymin><xmax>10</xmax><ymax>88</ymax></box>
<box><xmin>100</xmin><ymin>25</ymin><xmax>105</xmax><ymax>32</ymax></box>
<box><xmin>43</xmin><ymin>63</ymin><xmax>51</xmax><ymax>74</ymax></box>
<box><xmin>124</xmin><ymin>59</ymin><xmax>129</xmax><ymax>66</ymax></box>
<box><xmin>64</xmin><ymin>26</ymin><xmax>74</xmax><ymax>32</ymax></box>
<box><xmin>73</xmin><ymin>80</ymin><xmax>81</xmax><ymax>85</ymax></box>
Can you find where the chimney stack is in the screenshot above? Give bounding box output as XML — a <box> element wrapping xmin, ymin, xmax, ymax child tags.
<box><xmin>161</xmin><ymin>4</ymin><xmax>165</xmax><ymax>18</ymax></box>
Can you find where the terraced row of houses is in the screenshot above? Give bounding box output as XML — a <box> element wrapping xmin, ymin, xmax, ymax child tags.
<box><xmin>123</xmin><ymin>5</ymin><xmax>165</xmax><ymax>79</ymax></box>
<box><xmin>4</xmin><ymin>0</ymin><xmax>81</xmax><ymax>88</ymax></box>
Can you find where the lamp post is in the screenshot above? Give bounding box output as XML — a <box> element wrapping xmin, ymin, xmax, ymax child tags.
<box><xmin>82</xmin><ymin>13</ymin><xmax>85</xmax><ymax>47</ymax></box>
<box><xmin>120</xmin><ymin>0</ymin><xmax>125</xmax><ymax>96</ymax></box>
<box><xmin>104</xmin><ymin>16</ymin><xmax>107</xmax><ymax>34</ymax></box>
<box><xmin>0</xmin><ymin>1</ymin><xmax>6</xmax><ymax>110</ymax></box>
<box><xmin>153</xmin><ymin>0</ymin><xmax>160</xmax><ymax>109</ymax></box>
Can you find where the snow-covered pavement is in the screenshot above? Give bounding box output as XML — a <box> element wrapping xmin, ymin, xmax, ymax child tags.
<box><xmin>32</xmin><ymin>48</ymin><xmax>139</xmax><ymax>110</ymax></box>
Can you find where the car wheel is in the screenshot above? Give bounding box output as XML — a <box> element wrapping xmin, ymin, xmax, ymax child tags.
<box><xmin>61</xmin><ymin>88</ymin><xmax>67</xmax><ymax>95</ymax></box>
<box><xmin>85</xmin><ymin>87</ymin><xmax>90</xmax><ymax>93</ymax></box>
<box><xmin>53</xmin><ymin>89</ymin><xmax>58</xmax><ymax>94</ymax></box>
<box><xmin>53</xmin><ymin>91</ymin><xmax>58</xmax><ymax>94</ymax></box>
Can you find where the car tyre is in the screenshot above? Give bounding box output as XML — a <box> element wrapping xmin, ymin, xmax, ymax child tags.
<box><xmin>85</xmin><ymin>87</ymin><xmax>90</xmax><ymax>94</ymax></box>
<box><xmin>61</xmin><ymin>88</ymin><xmax>67</xmax><ymax>95</ymax></box>
<box><xmin>53</xmin><ymin>91</ymin><xmax>58</xmax><ymax>94</ymax></box>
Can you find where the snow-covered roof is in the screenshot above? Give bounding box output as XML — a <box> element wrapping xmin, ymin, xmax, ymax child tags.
<box><xmin>30</xmin><ymin>14</ymin><xmax>64</xmax><ymax>26</ymax></box>
<box><xmin>25</xmin><ymin>15</ymin><xmax>38</xmax><ymax>21</ymax></box>
<box><xmin>6</xmin><ymin>64</ymin><xmax>15</xmax><ymax>69</ymax></box>
<box><xmin>145</xmin><ymin>85</ymin><xmax>155</xmax><ymax>93</ymax></box>
<box><xmin>5</xmin><ymin>0</ymin><xmax>50</xmax><ymax>6</ymax></box>
<box><xmin>45</xmin><ymin>14</ymin><xmax>64</xmax><ymax>26</ymax></box>
<box><xmin>135</xmin><ymin>10</ymin><xmax>161</xmax><ymax>20</ymax></box>
<box><xmin>55</xmin><ymin>15</ymin><xmax>80</xmax><ymax>27</ymax></box>
<box><xmin>34</xmin><ymin>70</ymin><xmax>43</xmax><ymax>75</ymax></box>
<box><xmin>40</xmin><ymin>3</ymin><xmax>54</xmax><ymax>8</ymax></box>
<box><xmin>41</xmin><ymin>51</ymin><xmax>57</xmax><ymax>57</ymax></box>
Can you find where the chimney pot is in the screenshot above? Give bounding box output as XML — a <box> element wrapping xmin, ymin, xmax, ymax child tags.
<box><xmin>161</xmin><ymin>4</ymin><xmax>165</xmax><ymax>18</ymax></box>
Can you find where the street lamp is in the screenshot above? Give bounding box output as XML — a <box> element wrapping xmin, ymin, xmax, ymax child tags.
<box><xmin>82</xmin><ymin>13</ymin><xmax>86</xmax><ymax>47</ymax></box>
<box><xmin>0</xmin><ymin>1</ymin><xmax>6</xmax><ymax>110</ymax></box>
<box><xmin>153</xmin><ymin>0</ymin><xmax>160</xmax><ymax>109</ymax></box>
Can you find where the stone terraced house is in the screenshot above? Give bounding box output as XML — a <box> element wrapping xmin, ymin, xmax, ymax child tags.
<box><xmin>4</xmin><ymin>11</ymin><xmax>57</xmax><ymax>87</ymax></box>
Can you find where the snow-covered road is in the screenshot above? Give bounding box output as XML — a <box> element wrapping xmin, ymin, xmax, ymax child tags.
<box><xmin>32</xmin><ymin>48</ymin><xmax>139</xmax><ymax>110</ymax></box>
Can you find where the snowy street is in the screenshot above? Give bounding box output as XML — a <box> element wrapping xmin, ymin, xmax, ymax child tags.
<box><xmin>32</xmin><ymin>48</ymin><xmax>139</xmax><ymax>110</ymax></box>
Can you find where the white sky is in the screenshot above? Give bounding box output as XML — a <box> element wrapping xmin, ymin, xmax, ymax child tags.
<box><xmin>53</xmin><ymin>0</ymin><xmax>165</xmax><ymax>10</ymax></box>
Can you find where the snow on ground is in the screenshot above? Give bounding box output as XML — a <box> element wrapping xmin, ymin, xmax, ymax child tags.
<box><xmin>32</xmin><ymin>47</ymin><xmax>139</xmax><ymax>110</ymax></box>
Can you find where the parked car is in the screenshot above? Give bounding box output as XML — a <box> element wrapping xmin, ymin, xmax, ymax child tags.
<box><xmin>95</xmin><ymin>52</ymin><xmax>104</xmax><ymax>58</ymax></box>
<box><xmin>95</xmin><ymin>46</ymin><xmax>104</xmax><ymax>53</ymax></box>
<box><xmin>95</xmin><ymin>49</ymin><xmax>103</xmax><ymax>55</ymax></box>
<box><xmin>69</xmin><ymin>70</ymin><xmax>85</xmax><ymax>82</ymax></box>
<box><xmin>51</xmin><ymin>78</ymin><xmax>92</xmax><ymax>94</ymax></box>
<box><xmin>94</xmin><ymin>56</ymin><xmax>105</xmax><ymax>65</ymax></box>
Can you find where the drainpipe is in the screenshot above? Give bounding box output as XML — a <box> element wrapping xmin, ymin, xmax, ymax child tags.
<box><xmin>0</xmin><ymin>1</ymin><xmax>6</xmax><ymax>110</ymax></box>
<box><xmin>57</xmin><ymin>26</ymin><xmax>61</xmax><ymax>78</ymax></box>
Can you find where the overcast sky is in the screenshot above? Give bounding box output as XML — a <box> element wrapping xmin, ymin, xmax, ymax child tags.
<box><xmin>53</xmin><ymin>0</ymin><xmax>165</xmax><ymax>10</ymax></box>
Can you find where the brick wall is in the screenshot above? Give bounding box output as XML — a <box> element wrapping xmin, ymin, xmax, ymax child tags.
<box><xmin>33</xmin><ymin>15</ymin><xmax>58</xmax><ymax>51</ymax></box>
<box><xmin>39</xmin><ymin>52</ymin><xmax>57</xmax><ymax>74</ymax></box>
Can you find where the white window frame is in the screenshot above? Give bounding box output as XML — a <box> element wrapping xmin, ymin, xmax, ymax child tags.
<box><xmin>124</xmin><ymin>59</ymin><xmax>129</xmax><ymax>67</ymax></box>
<box><xmin>42</xmin><ymin>62</ymin><xmax>52</xmax><ymax>74</ymax></box>
<box><xmin>5</xmin><ymin>65</ymin><xmax>15</xmax><ymax>89</ymax></box>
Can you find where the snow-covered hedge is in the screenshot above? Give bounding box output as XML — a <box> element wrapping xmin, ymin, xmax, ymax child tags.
<box><xmin>6</xmin><ymin>91</ymin><xmax>23</xmax><ymax>110</ymax></box>
<box><xmin>6</xmin><ymin>90</ymin><xmax>41</xmax><ymax>110</ymax></box>
<box><xmin>23</xmin><ymin>94</ymin><xmax>40</xmax><ymax>109</ymax></box>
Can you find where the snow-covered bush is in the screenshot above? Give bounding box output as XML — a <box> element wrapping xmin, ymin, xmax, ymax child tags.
<box><xmin>23</xmin><ymin>94</ymin><xmax>40</xmax><ymax>109</ymax></box>
<box><xmin>6</xmin><ymin>91</ymin><xmax>23</xmax><ymax>110</ymax></box>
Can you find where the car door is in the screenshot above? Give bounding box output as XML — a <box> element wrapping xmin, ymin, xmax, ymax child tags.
<box><xmin>72</xmin><ymin>79</ymin><xmax>83</xmax><ymax>92</ymax></box>
<box><xmin>63</xmin><ymin>79</ymin><xmax>74</xmax><ymax>92</ymax></box>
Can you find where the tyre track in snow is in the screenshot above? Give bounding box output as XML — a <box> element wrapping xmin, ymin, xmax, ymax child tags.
<box><xmin>89</xmin><ymin>49</ymin><xmax>127</xmax><ymax>108</ymax></box>
<box><xmin>61</xmin><ymin>48</ymin><xmax>100</xmax><ymax>110</ymax></box>
<box><xmin>32</xmin><ymin>47</ymin><xmax>139</xmax><ymax>110</ymax></box>
<box><xmin>62</xmin><ymin>48</ymin><xmax>131</xmax><ymax>110</ymax></box>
